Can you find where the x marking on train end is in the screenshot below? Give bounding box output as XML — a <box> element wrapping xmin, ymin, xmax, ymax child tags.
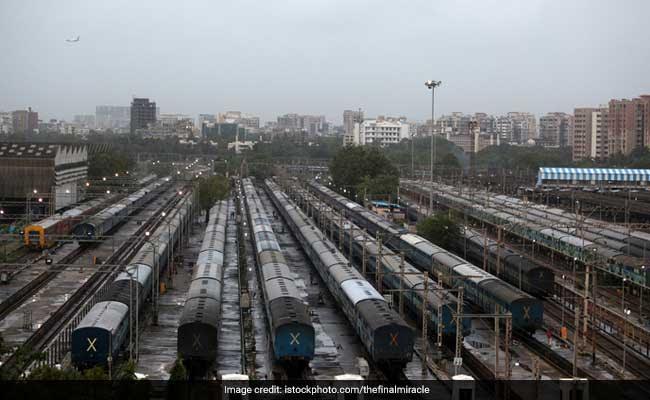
<box><xmin>523</xmin><ymin>306</ymin><xmax>530</xmax><ymax>320</ymax></box>
<box><xmin>290</xmin><ymin>332</ymin><xmax>301</xmax><ymax>345</ymax></box>
<box><xmin>390</xmin><ymin>333</ymin><xmax>399</xmax><ymax>346</ymax></box>
<box><xmin>86</xmin><ymin>338</ymin><xmax>97</xmax><ymax>352</ymax></box>
<box><xmin>192</xmin><ymin>334</ymin><xmax>202</xmax><ymax>350</ymax></box>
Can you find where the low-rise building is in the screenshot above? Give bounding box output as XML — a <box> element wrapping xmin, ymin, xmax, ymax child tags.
<box><xmin>350</xmin><ymin>116</ymin><xmax>410</xmax><ymax>146</ymax></box>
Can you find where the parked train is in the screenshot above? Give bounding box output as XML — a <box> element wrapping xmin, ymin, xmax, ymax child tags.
<box><xmin>403</xmin><ymin>205</ymin><xmax>554</xmax><ymax>297</ymax></box>
<box><xmin>71</xmin><ymin>177</ymin><xmax>170</xmax><ymax>241</ymax></box>
<box><xmin>177</xmin><ymin>200</ymin><xmax>229</xmax><ymax>375</ymax></box>
<box><xmin>402</xmin><ymin>180</ymin><xmax>647</xmax><ymax>286</ymax></box>
<box><xmin>23</xmin><ymin>175</ymin><xmax>158</xmax><ymax>249</ymax></box>
<box><xmin>481</xmin><ymin>192</ymin><xmax>650</xmax><ymax>259</ymax></box>
<box><xmin>308</xmin><ymin>181</ymin><xmax>544</xmax><ymax>332</ymax></box>
<box><xmin>71</xmin><ymin>192</ymin><xmax>193</xmax><ymax>368</ymax></box>
<box><xmin>282</xmin><ymin>180</ymin><xmax>471</xmax><ymax>339</ymax></box>
<box><xmin>265</xmin><ymin>179</ymin><xmax>415</xmax><ymax>369</ymax></box>
<box><xmin>241</xmin><ymin>178</ymin><xmax>315</xmax><ymax>365</ymax></box>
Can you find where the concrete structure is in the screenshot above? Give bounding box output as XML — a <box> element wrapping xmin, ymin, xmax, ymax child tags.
<box><xmin>130</xmin><ymin>98</ymin><xmax>157</xmax><ymax>134</ymax></box>
<box><xmin>572</xmin><ymin>107</ymin><xmax>608</xmax><ymax>162</ymax></box>
<box><xmin>227</xmin><ymin>140</ymin><xmax>256</xmax><ymax>154</ymax></box>
<box><xmin>0</xmin><ymin>111</ymin><xmax>13</xmax><ymax>134</ymax></box>
<box><xmin>95</xmin><ymin>105</ymin><xmax>130</xmax><ymax>130</ymax></box>
<box><xmin>539</xmin><ymin>112</ymin><xmax>573</xmax><ymax>147</ymax></box>
<box><xmin>0</xmin><ymin>143</ymin><xmax>88</xmax><ymax>211</ymax></box>
<box><xmin>508</xmin><ymin>112</ymin><xmax>537</xmax><ymax>143</ymax></box>
<box><xmin>139</xmin><ymin>114</ymin><xmax>194</xmax><ymax>139</ymax></box>
<box><xmin>202</xmin><ymin>122</ymin><xmax>246</xmax><ymax>141</ymax></box>
<box><xmin>350</xmin><ymin>116</ymin><xmax>410</xmax><ymax>146</ymax></box>
<box><xmin>607</xmin><ymin>95</ymin><xmax>650</xmax><ymax>156</ymax></box>
<box><xmin>495</xmin><ymin>115</ymin><xmax>514</xmax><ymax>142</ymax></box>
<box><xmin>12</xmin><ymin>108</ymin><xmax>38</xmax><ymax>134</ymax></box>
<box><xmin>276</xmin><ymin>113</ymin><xmax>327</xmax><ymax>135</ymax></box>
<box><xmin>217</xmin><ymin>111</ymin><xmax>260</xmax><ymax>129</ymax></box>
<box><xmin>73</xmin><ymin>115</ymin><xmax>95</xmax><ymax>128</ymax></box>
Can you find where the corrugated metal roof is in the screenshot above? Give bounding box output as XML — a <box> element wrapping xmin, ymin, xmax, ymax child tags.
<box><xmin>537</xmin><ymin>167</ymin><xmax>650</xmax><ymax>185</ymax></box>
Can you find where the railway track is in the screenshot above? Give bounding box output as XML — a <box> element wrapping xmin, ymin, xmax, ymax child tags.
<box><xmin>0</xmin><ymin>188</ymin><xmax>188</xmax><ymax>378</ymax></box>
<box><xmin>0</xmin><ymin>246</ymin><xmax>86</xmax><ymax>321</ymax></box>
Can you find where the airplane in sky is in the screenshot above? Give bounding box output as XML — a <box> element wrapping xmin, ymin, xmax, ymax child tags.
<box><xmin>65</xmin><ymin>36</ymin><xmax>80</xmax><ymax>43</ymax></box>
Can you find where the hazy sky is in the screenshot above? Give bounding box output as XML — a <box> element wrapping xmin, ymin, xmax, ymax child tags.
<box><xmin>1</xmin><ymin>0</ymin><xmax>649</xmax><ymax>123</ymax></box>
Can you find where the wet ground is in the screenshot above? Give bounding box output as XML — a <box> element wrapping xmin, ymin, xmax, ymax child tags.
<box><xmin>0</xmin><ymin>189</ymin><xmax>178</xmax><ymax>355</ymax></box>
<box><xmin>257</xmin><ymin>185</ymin><xmax>372</xmax><ymax>379</ymax></box>
<box><xmin>133</xmin><ymin>215</ymin><xmax>201</xmax><ymax>379</ymax></box>
<box><xmin>215</xmin><ymin>202</ymin><xmax>243</xmax><ymax>377</ymax></box>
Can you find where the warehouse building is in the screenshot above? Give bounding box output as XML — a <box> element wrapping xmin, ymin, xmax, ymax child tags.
<box><xmin>0</xmin><ymin>143</ymin><xmax>89</xmax><ymax>216</ymax></box>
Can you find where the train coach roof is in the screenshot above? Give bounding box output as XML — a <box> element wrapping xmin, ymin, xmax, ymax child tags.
<box><xmin>401</xmin><ymin>233</ymin><xmax>426</xmax><ymax>246</ymax></box>
<box><xmin>193</xmin><ymin>256</ymin><xmax>223</xmax><ymax>281</ymax></box>
<box><xmin>77</xmin><ymin>301</ymin><xmax>128</xmax><ymax>331</ymax></box>
<box><xmin>479</xmin><ymin>279</ymin><xmax>534</xmax><ymax>304</ymax></box>
<box><xmin>341</xmin><ymin>279</ymin><xmax>384</xmax><ymax>306</ymax></box>
<box><xmin>265</xmin><ymin>277</ymin><xmax>301</xmax><ymax>302</ymax></box>
<box><xmin>261</xmin><ymin>261</ymin><xmax>293</xmax><ymax>281</ymax></box>
<box><xmin>180</xmin><ymin>297</ymin><xmax>220</xmax><ymax>326</ymax></box>
<box><xmin>268</xmin><ymin>297</ymin><xmax>311</xmax><ymax>328</ymax></box>
<box><xmin>453</xmin><ymin>263</ymin><xmax>496</xmax><ymax>284</ymax></box>
<box><xmin>115</xmin><ymin>264</ymin><xmax>152</xmax><ymax>285</ymax></box>
<box><xmin>356</xmin><ymin>298</ymin><xmax>408</xmax><ymax>330</ymax></box>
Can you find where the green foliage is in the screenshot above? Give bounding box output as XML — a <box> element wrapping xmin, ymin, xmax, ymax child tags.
<box><xmin>88</xmin><ymin>150</ymin><xmax>135</xmax><ymax>179</ymax></box>
<box><xmin>115</xmin><ymin>359</ymin><xmax>138</xmax><ymax>380</ymax></box>
<box><xmin>416</xmin><ymin>213</ymin><xmax>460</xmax><ymax>249</ymax></box>
<box><xmin>82</xmin><ymin>366</ymin><xmax>109</xmax><ymax>380</ymax></box>
<box><xmin>474</xmin><ymin>144</ymin><xmax>572</xmax><ymax>170</ymax></box>
<box><xmin>355</xmin><ymin>174</ymin><xmax>399</xmax><ymax>203</ymax></box>
<box><xmin>0</xmin><ymin>345</ymin><xmax>46</xmax><ymax>380</ymax></box>
<box><xmin>168</xmin><ymin>357</ymin><xmax>187</xmax><ymax>380</ymax></box>
<box><xmin>329</xmin><ymin>146</ymin><xmax>399</xmax><ymax>200</ymax></box>
<box><xmin>27</xmin><ymin>365</ymin><xmax>82</xmax><ymax>380</ymax></box>
<box><xmin>250</xmin><ymin>136</ymin><xmax>341</xmax><ymax>161</ymax></box>
<box><xmin>198</xmin><ymin>175</ymin><xmax>230</xmax><ymax>220</ymax></box>
<box><xmin>381</xmin><ymin>136</ymin><xmax>464</xmax><ymax>172</ymax></box>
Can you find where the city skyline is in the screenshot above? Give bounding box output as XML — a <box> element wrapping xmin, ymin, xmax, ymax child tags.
<box><xmin>2</xmin><ymin>0</ymin><xmax>649</xmax><ymax>123</ymax></box>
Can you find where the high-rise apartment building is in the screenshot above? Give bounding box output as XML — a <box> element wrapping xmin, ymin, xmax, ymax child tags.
<box><xmin>96</xmin><ymin>106</ymin><xmax>131</xmax><ymax>130</ymax></box>
<box><xmin>12</xmin><ymin>108</ymin><xmax>39</xmax><ymax>134</ymax></box>
<box><xmin>343</xmin><ymin>110</ymin><xmax>364</xmax><ymax>145</ymax></box>
<box><xmin>607</xmin><ymin>96</ymin><xmax>650</xmax><ymax>156</ymax></box>
<box><xmin>508</xmin><ymin>112</ymin><xmax>537</xmax><ymax>143</ymax></box>
<box><xmin>130</xmin><ymin>98</ymin><xmax>157</xmax><ymax>134</ymax></box>
<box><xmin>572</xmin><ymin>107</ymin><xmax>608</xmax><ymax>161</ymax></box>
<box><xmin>539</xmin><ymin>112</ymin><xmax>573</xmax><ymax>147</ymax></box>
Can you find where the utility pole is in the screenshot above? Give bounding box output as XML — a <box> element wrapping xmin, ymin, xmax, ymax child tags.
<box><xmin>425</xmin><ymin>80</ymin><xmax>442</xmax><ymax>213</ymax></box>
<box><xmin>454</xmin><ymin>287</ymin><xmax>464</xmax><ymax>375</ymax></box>
<box><xmin>422</xmin><ymin>271</ymin><xmax>429</xmax><ymax>371</ymax></box>
<box><xmin>399</xmin><ymin>253</ymin><xmax>405</xmax><ymax>317</ymax></box>
<box><xmin>573</xmin><ymin>305</ymin><xmax>580</xmax><ymax>377</ymax></box>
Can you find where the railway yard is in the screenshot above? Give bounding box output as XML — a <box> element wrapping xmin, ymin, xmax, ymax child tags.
<box><xmin>1</xmin><ymin>166</ymin><xmax>650</xmax><ymax>399</ymax></box>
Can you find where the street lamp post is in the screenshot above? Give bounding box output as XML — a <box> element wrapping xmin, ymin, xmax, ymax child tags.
<box><xmin>425</xmin><ymin>80</ymin><xmax>442</xmax><ymax>213</ymax></box>
<box><xmin>622</xmin><ymin>308</ymin><xmax>631</xmax><ymax>378</ymax></box>
<box><xmin>144</xmin><ymin>231</ymin><xmax>159</xmax><ymax>325</ymax></box>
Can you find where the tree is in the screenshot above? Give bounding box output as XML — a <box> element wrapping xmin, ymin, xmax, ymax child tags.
<box><xmin>198</xmin><ymin>175</ymin><xmax>230</xmax><ymax>223</ymax></box>
<box><xmin>115</xmin><ymin>359</ymin><xmax>137</xmax><ymax>380</ymax></box>
<box><xmin>88</xmin><ymin>151</ymin><xmax>135</xmax><ymax>179</ymax></box>
<box><xmin>82</xmin><ymin>366</ymin><xmax>109</xmax><ymax>380</ymax></box>
<box><xmin>27</xmin><ymin>365</ymin><xmax>82</xmax><ymax>380</ymax></box>
<box><xmin>329</xmin><ymin>146</ymin><xmax>399</xmax><ymax>200</ymax></box>
<box><xmin>169</xmin><ymin>357</ymin><xmax>187</xmax><ymax>380</ymax></box>
<box><xmin>416</xmin><ymin>213</ymin><xmax>460</xmax><ymax>249</ymax></box>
